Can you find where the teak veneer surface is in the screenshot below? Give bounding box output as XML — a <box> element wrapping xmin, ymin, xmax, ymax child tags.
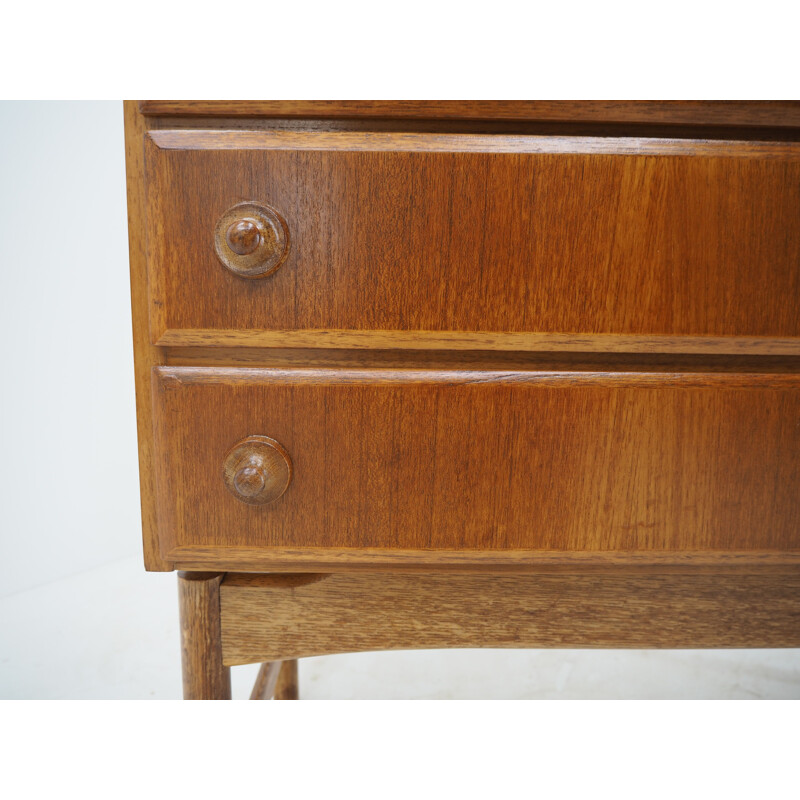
<box><xmin>151</xmin><ymin>367</ymin><xmax>800</xmax><ymax>564</ymax></box>
<box><xmin>145</xmin><ymin>131</ymin><xmax>800</xmax><ymax>351</ymax></box>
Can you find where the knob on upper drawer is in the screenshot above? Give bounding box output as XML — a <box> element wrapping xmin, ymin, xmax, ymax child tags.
<box><xmin>222</xmin><ymin>435</ymin><xmax>292</xmax><ymax>505</ymax></box>
<box><xmin>214</xmin><ymin>201</ymin><xmax>289</xmax><ymax>279</ymax></box>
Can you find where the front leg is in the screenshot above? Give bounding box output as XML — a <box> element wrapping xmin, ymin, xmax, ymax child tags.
<box><xmin>178</xmin><ymin>572</ymin><xmax>231</xmax><ymax>700</ymax></box>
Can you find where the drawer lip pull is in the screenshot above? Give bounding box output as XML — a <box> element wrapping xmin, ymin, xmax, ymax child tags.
<box><xmin>153</xmin><ymin>329</ymin><xmax>800</xmax><ymax>356</ymax></box>
<box><xmin>148</xmin><ymin>129</ymin><xmax>800</xmax><ymax>159</ymax></box>
<box><xmin>155</xmin><ymin>365</ymin><xmax>800</xmax><ymax>390</ymax></box>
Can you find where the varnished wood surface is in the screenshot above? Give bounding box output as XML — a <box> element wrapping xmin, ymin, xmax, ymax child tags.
<box><xmin>148</xmin><ymin>129</ymin><xmax>800</xmax><ymax>156</ymax></box>
<box><xmin>249</xmin><ymin>661</ymin><xmax>282</xmax><ymax>700</ymax></box>
<box><xmin>178</xmin><ymin>572</ymin><xmax>231</xmax><ymax>699</ymax></box>
<box><xmin>158</xmin><ymin>365</ymin><xmax>800</xmax><ymax>389</ymax></box>
<box><xmin>144</xmin><ymin>118</ymin><xmax>800</xmax><ymax>146</ymax></box>
<box><xmin>222</xmin><ymin>435</ymin><xmax>293</xmax><ymax>505</ymax></box>
<box><xmin>219</xmin><ymin>571</ymin><xmax>800</xmax><ymax>665</ymax></box>
<box><xmin>156</xmin><ymin>330</ymin><xmax>800</xmax><ymax>355</ymax></box>
<box><xmin>139</xmin><ymin>101</ymin><xmax>800</xmax><ymax>128</ymax></box>
<box><xmin>274</xmin><ymin>660</ymin><xmax>299</xmax><ymax>700</ymax></box>
<box><xmin>162</xmin><ymin>347</ymin><xmax>800</xmax><ymax>372</ymax></box>
<box><xmin>145</xmin><ymin>132</ymin><xmax>800</xmax><ymax>349</ymax></box>
<box><xmin>172</xmin><ymin>547</ymin><xmax>800</xmax><ymax>573</ymax></box>
<box><xmin>213</xmin><ymin>200</ymin><xmax>290</xmax><ymax>279</ymax></box>
<box><xmin>128</xmin><ymin>102</ymin><xmax>800</xmax><ymax>579</ymax></box>
<box><xmin>124</xmin><ymin>101</ymin><xmax>171</xmax><ymax>570</ymax></box>
<box><xmin>131</xmin><ymin>104</ymin><xmax>800</xmax><ymax>687</ymax></box>
<box><xmin>152</xmin><ymin>367</ymin><xmax>800</xmax><ymax>562</ymax></box>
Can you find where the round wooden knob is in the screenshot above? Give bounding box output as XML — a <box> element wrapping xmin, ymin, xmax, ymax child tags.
<box><xmin>222</xmin><ymin>435</ymin><xmax>292</xmax><ymax>505</ymax></box>
<box><xmin>214</xmin><ymin>202</ymin><xmax>289</xmax><ymax>279</ymax></box>
<box><xmin>232</xmin><ymin>461</ymin><xmax>267</xmax><ymax>497</ymax></box>
<box><xmin>225</xmin><ymin>219</ymin><xmax>262</xmax><ymax>255</ymax></box>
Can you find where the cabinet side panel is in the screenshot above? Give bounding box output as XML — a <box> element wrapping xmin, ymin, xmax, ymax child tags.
<box><xmin>124</xmin><ymin>101</ymin><xmax>171</xmax><ymax>570</ymax></box>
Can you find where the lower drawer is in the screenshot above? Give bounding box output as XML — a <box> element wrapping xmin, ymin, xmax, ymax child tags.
<box><xmin>151</xmin><ymin>366</ymin><xmax>800</xmax><ymax>569</ymax></box>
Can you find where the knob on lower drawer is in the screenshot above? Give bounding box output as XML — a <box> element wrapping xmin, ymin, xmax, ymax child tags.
<box><xmin>214</xmin><ymin>201</ymin><xmax>289</xmax><ymax>279</ymax></box>
<box><xmin>222</xmin><ymin>435</ymin><xmax>292</xmax><ymax>505</ymax></box>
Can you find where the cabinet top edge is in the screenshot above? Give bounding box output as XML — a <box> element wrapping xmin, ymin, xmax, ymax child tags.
<box><xmin>136</xmin><ymin>101</ymin><xmax>800</xmax><ymax>128</ymax></box>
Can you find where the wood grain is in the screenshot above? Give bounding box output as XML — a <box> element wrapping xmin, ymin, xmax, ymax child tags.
<box><xmin>124</xmin><ymin>101</ymin><xmax>171</xmax><ymax>570</ymax></box>
<box><xmin>142</xmin><ymin>119</ymin><xmax>800</xmax><ymax>146</ymax></box>
<box><xmin>152</xmin><ymin>366</ymin><xmax>800</xmax><ymax>562</ymax></box>
<box><xmin>147</xmin><ymin>129</ymin><xmax>800</xmax><ymax>156</ymax></box>
<box><xmin>274</xmin><ymin>660</ymin><xmax>298</xmax><ymax>700</ymax></box>
<box><xmin>129</xmin><ymin>103</ymin><xmax>800</xmax><ymax>688</ymax></box>
<box><xmin>178</xmin><ymin>572</ymin><xmax>231</xmax><ymax>699</ymax></box>
<box><xmin>144</xmin><ymin>132</ymin><xmax>800</xmax><ymax>348</ymax></box>
<box><xmin>156</xmin><ymin>330</ymin><xmax>800</xmax><ymax>356</ymax></box>
<box><xmin>171</xmin><ymin>547</ymin><xmax>800</xmax><ymax>573</ymax></box>
<box><xmin>249</xmin><ymin>661</ymin><xmax>282</xmax><ymax>700</ymax></box>
<box><xmin>213</xmin><ymin>200</ymin><xmax>290</xmax><ymax>279</ymax></box>
<box><xmin>158</xmin><ymin>365</ymin><xmax>800</xmax><ymax>389</ymax></box>
<box><xmin>219</xmin><ymin>572</ymin><xmax>800</xmax><ymax>665</ymax></box>
<box><xmin>162</xmin><ymin>347</ymin><xmax>800</xmax><ymax>373</ymax></box>
<box><xmin>222</xmin><ymin>435</ymin><xmax>293</xmax><ymax>506</ymax></box>
<box><xmin>138</xmin><ymin>101</ymin><xmax>800</xmax><ymax>128</ymax></box>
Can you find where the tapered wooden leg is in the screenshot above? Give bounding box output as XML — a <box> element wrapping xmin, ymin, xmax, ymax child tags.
<box><xmin>249</xmin><ymin>660</ymin><xmax>299</xmax><ymax>699</ymax></box>
<box><xmin>275</xmin><ymin>659</ymin><xmax>299</xmax><ymax>700</ymax></box>
<box><xmin>178</xmin><ymin>572</ymin><xmax>232</xmax><ymax>700</ymax></box>
<box><xmin>250</xmin><ymin>662</ymin><xmax>282</xmax><ymax>699</ymax></box>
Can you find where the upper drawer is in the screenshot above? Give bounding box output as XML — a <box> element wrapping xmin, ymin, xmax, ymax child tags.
<box><xmin>144</xmin><ymin>131</ymin><xmax>800</xmax><ymax>353</ymax></box>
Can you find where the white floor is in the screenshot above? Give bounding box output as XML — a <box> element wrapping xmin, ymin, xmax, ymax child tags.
<box><xmin>1</xmin><ymin>556</ymin><xmax>799</xmax><ymax>699</ymax></box>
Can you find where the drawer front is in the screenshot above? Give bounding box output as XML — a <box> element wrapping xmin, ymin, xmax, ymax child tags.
<box><xmin>145</xmin><ymin>131</ymin><xmax>800</xmax><ymax>352</ymax></box>
<box><xmin>152</xmin><ymin>367</ymin><xmax>800</xmax><ymax>567</ymax></box>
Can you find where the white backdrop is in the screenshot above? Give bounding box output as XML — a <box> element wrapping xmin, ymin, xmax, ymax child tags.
<box><xmin>0</xmin><ymin>102</ymin><xmax>141</xmax><ymax>596</ymax></box>
<box><xmin>1</xmin><ymin>102</ymin><xmax>798</xmax><ymax>699</ymax></box>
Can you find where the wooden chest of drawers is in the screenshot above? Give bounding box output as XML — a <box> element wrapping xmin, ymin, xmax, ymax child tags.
<box><xmin>129</xmin><ymin>101</ymin><xmax>800</xmax><ymax>573</ymax></box>
<box><xmin>126</xmin><ymin>101</ymin><xmax>800</xmax><ymax>696</ymax></box>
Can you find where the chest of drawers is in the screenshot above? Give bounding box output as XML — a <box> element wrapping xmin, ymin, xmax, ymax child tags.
<box><xmin>125</xmin><ymin>101</ymin><xmax>800</xmax><ymax>698</ymax></box>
